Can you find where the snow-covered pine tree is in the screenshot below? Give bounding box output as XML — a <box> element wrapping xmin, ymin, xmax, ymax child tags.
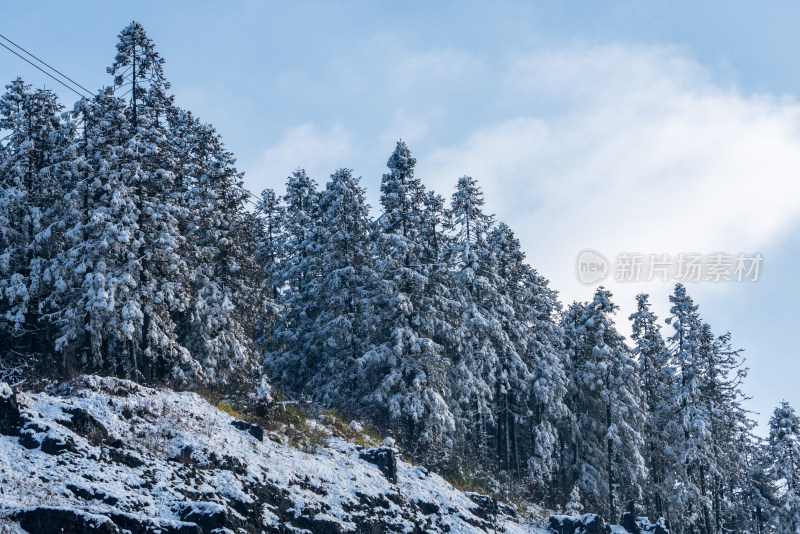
<box><xmin>517</xmin><ymin>265</ymin><xmax>568</xmax><ymax>495</ymax></box>
<box><xmin>663</xmin><ymin>283</ymin><xmax>716</xmax><ymax>533</ymax></box>
<box><xmin>0</xmin><ymin>78</ymin><xmax>74</xmax><ymax>376</ymax></box>
<box><xmin>486</xmin><ymin>222</ymin><xmax>568</xmax><ymax>484</ymax></box>
<box><xmin>359</xmin><ymin>141</ymin><xmax>456</xmax><ymax>451</ymax></box>
<box><xmin>255</xmin><ymin>188</ymin><xmax>282</xmax><ymax>302</ymax></box>
<box><xmin>732</xmin><ymin>436</ymin><xmax>777</xmax><ymax>534</ymax></box>
<box><xmin>180</xmin><ymin>118</ymin><xmax>264</xmax><ymax>384</ymax></box>
<box><xmin>698</xmin><ymin>325</ymin><xmax>756</xmax><ymax>533</ymax></box>
<box><xmin>107</xmin><ymin>22</ymin><xmax>194</xmax><ymax>382</ymax></box>
<box><xmin>485</xmin><ymin>222</ymin><xmax>531</xmax><ymax>474</ymax></box>
<box><xmin>51</xmin><ymin>89</ymin><xmax>152</xmax><ymax>377</ymax></box>
<box><xmin>279</xmin><ymin>168</ymin><xmax>319</xmax><ymax>295</ymax></box>
<box><xmin>629</xmin><ymin>293</ymin><xmax>674</xmax><ymax>519</ymax></box>
<box><xmin>300</xmin><ymin>169</ymin><xmax>376</xmax><ymax>405</ymax></box>
<box><xmin>418</xmin><ymin>189</ymin><xmax>459</xmax><ymax>361</ymax></box>
<box><xmin>562</xmin><ymin>289</ymin><xmax>646</xmax><ymax>521</ymax></box>
<box><xmin>768</xmin><ymin>402</ymin><xmax>800</xmax><ymax>534</ymax></box>
<box><xmin>566</xmin><ymin>482</ymin><xmax>585</xmax><ymax>517</ymax></box>
<box><xmin>443</xmin><ymin>175</ymin><xmax>498</xmax><ymax>462</ymax></box>
<box><xmin>264</xmin><ymin>169</ymin><xmax>321</xmax><ymax>392</ymax></box>
<box><xmin>51</xmin><ymin>23</ymin><xmax>207</xmax><ymax>383</ymax></box>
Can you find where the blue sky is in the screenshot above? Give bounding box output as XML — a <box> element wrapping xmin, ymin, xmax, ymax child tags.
<box><xmin>3</xmin><ymin>1</ymin><xmax>800</xmax><ymax>432</ymax></box>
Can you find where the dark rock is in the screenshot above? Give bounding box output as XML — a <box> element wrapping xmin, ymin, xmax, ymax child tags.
<box><xmin>620</xmin><ymin>512</ymin><xmax>641</xmax><ymax>533</ymax></box>
<box><xmin>19</xmin><ymin>432</ymin><xmax>41</xmax><ymax>449</ymax></box>
<box><xmin>498</xmin><ymin>501</ymin><xmax>517</xmax><ymax>518</ymax></box>
<box><xmin>0</xmin><ymin>382</ymin><xmax>21</xmax><ymax>436</ymax></box>
<box><xmin>63</xmin><ymin>406</ymin><xmax>111</xmax><ymax>445</ymax></box>
<box><xmin>66</xmin><ymin>483</ymin><xmax>96</xmax><ymax>501</ymax></box>
<box><xmin>312</xmin><ymin>515</ymin><xmax>343</xmax><ymax>534</ymax></box>
<box><xmin>41</xmin><ymin>434</ymin><xmax>77</xmax><ymax>455</ymax></box>
<box><xmin>66</xmin><ymin>483</ymin><xmax>119</xmax><ymax>506</ymax></box>
<box><xmin>108</xmin><ymin>447</ymin><xmax>145</xmax><ymax>468</ymax></box>
<box><xmin>17</xmin><ymin>506</ymin><xmax>120</xmax><ymax>534</ymax></box>
<box><xmin>640</xmin><ymin>517</ymin><xmax>670</xmax><ymax>534</ymax></box>
<box><xmin>109</xmin><ymin>511</ymin><xmax>202</xmax><ymax>534</ymax></box>
<box><xmin>548</xmin><ymin>514</ymin><xmax>610</xmax><ymax>534</ymax></box>
<box><xmin>178</xmin><ymin>502</ymin><xmax>227</xmax><ymax>534</ymax></box>
<box><xmin>466</xmin><ymin>493</ymin><xmax>498</xmax><ymax>520</ymax></box>
<box><xmin>359</xmin><ymin>447</ymin><xmax>397</xmax><ymax>483</ymax></box>
<box><xmin>417</xmin><ymin>500</ymin><xmax>440</xmax><ymax>515</ymax></box>
<box><xmin>230</xmin><ymin>419</ymin><xmax>264</xmax><ymax>441</ymax></box>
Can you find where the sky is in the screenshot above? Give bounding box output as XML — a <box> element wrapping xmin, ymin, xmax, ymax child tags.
<box><xmin>3</xmin><ymin>0</ymin><xmax>800</xmax><ymax>432</ymax></box>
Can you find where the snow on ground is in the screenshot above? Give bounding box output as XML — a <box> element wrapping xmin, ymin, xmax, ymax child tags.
<box><xmin>0</xmin><ymin>375</ymin><xmax>548</xmax><ymax>533</ymax></box>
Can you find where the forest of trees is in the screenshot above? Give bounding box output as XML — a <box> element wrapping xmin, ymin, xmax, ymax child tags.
<box><xmin>1</xmin><ymin>21</ymin><xmax>798</xmax><ymax>534</ymax></box>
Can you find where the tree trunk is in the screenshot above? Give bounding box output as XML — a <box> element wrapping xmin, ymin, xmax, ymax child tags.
<box><xmin>607</xmin><ymin>401</ymin><xmax>615</xmax><ymax>521</ymax></box>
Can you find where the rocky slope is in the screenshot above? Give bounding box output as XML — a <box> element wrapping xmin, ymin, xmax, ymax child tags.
<box><xmin>0</xmin><ymin>376</ymin><xmax>668</xmax><ymax>534</ymax></box>
<box><xmin>0</xmin><ymin>376</ymin><xmax>539</xmax><ymax>533</ymax></box>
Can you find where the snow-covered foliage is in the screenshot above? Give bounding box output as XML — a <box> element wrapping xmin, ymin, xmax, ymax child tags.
<box><xmin>0</xmin><ymin>22</ymin><xmax>266</xmax><ymax>386</ymax></box>
<box><xmin>561</xmin><ymin>289</ymin><xmax>646</xmax><ymax>520</ymax></box>
<box><xmin>768</xmin><ymin>402</ymin><xmax>800</xmax><ymax>533</ymax></box>
<box><xmin>0</xmin><ymin>20</ymin><xmax>781</xmax><ymax>534</ymax></box>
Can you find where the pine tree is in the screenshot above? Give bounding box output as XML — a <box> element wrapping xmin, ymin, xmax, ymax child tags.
<box><xmin>360</xmin><ymin>141</ymin><xmax>456</xmax><ymax>450</ymax></box>
<box><xmin>486</xmin><ymin>222</ymin><xmax>567</xmax><ymax>484</ymax></box>
<box><xmin>768</xmin><ymin>402</ymin><xmax>800</xmax><ymax>534</ymax></box>
<box><xmin>630</xmin><ymin>293</ymin><xmax>673</xmax><ymax>519</ymax></box>
<box><xmin>180</xmin><ymin>119</ymin><xmax>263</xmax><ymax>384</ymax></box>
<box><xmin>51</xmin><ymin>23</ymin><xmax>231</xmax><ymax>384</ymax></box>
<box><xmin>735</xmin><ymin>437</ymin><xmax>777</xmax><ymax>534</ymax></box>
<box><xmin>566</xmin><ymin>483</ymin><xmax>585</xmax><ymax>517</ymax></box>
<box><xmin>0</xmin><ymin>78</ymin><xmax>73</xmax><ymax>374</ymax></box>
<box><xmin>255</xmin><ymin>188</ymin><xmax>282</xmax><ymax>302</ymax></box>
<box><xmin>444</xmin><ymin>175</ymin><xmax>498</xmax><ymax>461</ymax></box>
<box><xmin>302</xmin><ymin>169</ymin><xmax>376</xmax><ymax>405</ymax></box>
<box><xmin>562</xmin><ymin>289</ymin><xmax>646</xmax><ymax>521</ymax></box>
<box><xmin>264</xmin><ymin>169</ymin><xmax>321</xmax><ymax>392</ymax></box>
<box><xmin>699</xmin><ymin>326</ymin><xmax>755</xmax><ymax>533</ymax></box>
<box><xmin>663</xmin><ymin>283</ymin><xmax>715</xmax><ymax>533</ymax></box>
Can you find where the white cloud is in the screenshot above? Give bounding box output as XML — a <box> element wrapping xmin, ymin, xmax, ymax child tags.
<box><xmin>420</xmin><ymin>43</ymin><xmax>800</xmax><ymax>326</ymax></box>
<box><xmin>247</xmin><ymin>123</ymin><xmax>354</xmax><ymax>192</ymax></box>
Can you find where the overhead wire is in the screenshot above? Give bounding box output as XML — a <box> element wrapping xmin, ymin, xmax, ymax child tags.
<box><xmin>0</xmin><ymin>33</ymin><xmax>265</xmax><ymax>209</ymax></box>
<box><xmin>0</xmin><ymin>32</ymin><xmax>95</xmax><ymax>95</ymax></box>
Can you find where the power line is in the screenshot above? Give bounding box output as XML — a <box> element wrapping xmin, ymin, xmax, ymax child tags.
<box><xmin>0</xmin><ymin>33</ymin><xmax>265</xmax><ymax>209</ymax></box>
<box><xmin>0</xmin><ymin>41</ymin><xmax>88</xmax><ymax>99</ymax></box>
<box><xmin>0</xmin><ymin>33</ymin><xmax>95</xmax><ymax>96</ymax></box>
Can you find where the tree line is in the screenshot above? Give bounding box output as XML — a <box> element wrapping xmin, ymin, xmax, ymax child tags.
<box><xmin>1</xmin><ymin>22</ymin><xmax>797</xmax><ymax>534</ymax></box>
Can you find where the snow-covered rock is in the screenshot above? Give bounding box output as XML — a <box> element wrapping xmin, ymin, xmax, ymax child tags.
<box><xmin>0</xmin><ymin>376</ymin><xmax>543</xmax><ymax>533</ymax></box>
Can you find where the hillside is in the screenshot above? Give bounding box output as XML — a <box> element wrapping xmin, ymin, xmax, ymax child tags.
<box><xmin>0</xmin><ymin>375</ymin><xmax>545</xmax><ymax>533</ymax></box>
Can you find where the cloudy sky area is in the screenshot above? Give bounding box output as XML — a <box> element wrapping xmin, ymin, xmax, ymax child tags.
<box><xmin>4</xmin><ymin>1</ymin><xmax>800</xmax><ymax>431</ymax></box>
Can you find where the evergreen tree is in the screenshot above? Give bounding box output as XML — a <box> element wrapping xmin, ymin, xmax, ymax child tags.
<box><xmin>487</xmin><ymin>222</ymin><xmax>567</xmax><ymax>485</ymax></box>
<box><xmin>181</xmin><ymin>119</ymin><xmax>263</xmax><ymax>384</ymax></box>
<box><xmin>630</xmin><ymin>293</ymin><xmax>673</xmax><ymax>519</ymax></box>
<box><xmin>566</xmin><ymin>483</ymin><xmax>585</xmax><ymax>517</ymax></box>
<box><xmin>50</xmin><ymin>22</ymin><xmax>259</xmax><ymax>385</ymax></box>
<box><xmin>303</xmin><ymin>169</ymin><xmax>376</xmax><ymax>405</ymax></box>
<box><xmin>255</xmin><ymin>188</ymin><xmax>282</xmax><ymax>302</ymax></box>
<box><xmin>663</xmin><ymin>283</ymin><xmax>715</xmax><ymax>533</ymax></box>
<box><xmin>0</xmin><ymin>78</ymin><xmax>73</xmax><ymax>374</ymax></box>
<box><xmin>563</xmin><ymin>289</ymin><xmax>646</xmax><ymax>520</ymax></box>
<box><xmin>444</xmin><ymin>175</ymin><xmax>498</xmax><ymax>461</ymax></box>
<box><xmin>768</xmin><ymin>402</ymin><xmax>800</xmax><ymax>534</ymax></box>
<box><xmin>264</xmin><ymin>169</ymin><xmax>320</xmax><ymax>392</ymax></box>
<box><xmin>699</xmin><ymin>326</ymin><xmax>755</xmax><ymax>533</ymax></box>
<box><xmin>360</xmin><ymin>141</ymin><xmax>456</xmax><ymax>450</ymax></box>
